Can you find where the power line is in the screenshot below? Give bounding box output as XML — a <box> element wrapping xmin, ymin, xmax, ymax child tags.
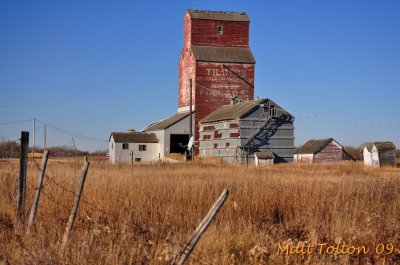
<box><xmin>0</xmin><ymin>88</ymin><xmax>169</xmax><ymax>112</ymax></box>
<box><xmin>0</xmin><ymin>125</ymin><xmax>45</xmax><ymax>140</ymax></box>
<box><xmin>0</xmin><ymin>119</ymin><xmax>33</xmax><ymax>125</ymax></box>
<box><xmin>35</xmin><ymin>119</ymin><xmax>107</xmax><ymax>142</ymax></box>
<box><xmin>196</xmin><ymin>83</ymin><xmax>400</xmax><ymax>125</ymax></box>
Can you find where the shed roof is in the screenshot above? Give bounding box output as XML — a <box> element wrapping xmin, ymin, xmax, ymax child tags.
<box><xmin>363</xmin><ymin>141</ymin><xmax>396</xmax><ymax>152</ymax></box>
<box><xmin>255</xmin><ymin>151</ymin><xmax>275</xmax><ymax>160</ymax></box>
<box><xmin>144</xmin><ymin>111</ymin><xmax>193</xmax><ymax>132</ymax></box>
<box><xmin>187</xmin><ymin>9</ymin><xmax>249</xmax><ymax>22</ymax></box>
<box><xmin>191</xmin><ymin>45</ymin><xmax>255</xmax><ymax>64</ymax></box>
<box><xmin>296</xmin><ymin>138</ymin><xmax>340</xmax><ymax>154</ymax></box>
<box><xmin>110</xmin><ymin>132</ymin><xmax>158</xmax><ymax>143</ymax></box>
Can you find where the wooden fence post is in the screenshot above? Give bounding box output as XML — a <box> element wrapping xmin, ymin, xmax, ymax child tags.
<box><xmin>27</xmin><ymin>150</ymin><xmax>49</xmax><ymax>232</ymax></box>
<box><xmin>131</xmin><ymin>151</ymin><xmax>133</xmax><ymax>171</ymax></box>
<box><xmin>17</xmin><ymin>131</ymin><xmax>29</xmax><ymax>219</ymax></box>
<box><xmin>176</xmin><ymin>189</ymin><xmax>229</xmax><ymax>265</ymax></box>
<box><xmin>62</xmin><ymin>161</ymin><xmax>90</xmax><ymax>246</ymax></box>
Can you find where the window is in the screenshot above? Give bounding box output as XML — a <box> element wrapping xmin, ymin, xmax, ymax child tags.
<box><xmin>122</xmin><ymin>143</ymin><xmax>129</xmax><ymax>150</ymax></box>
<box><xmin>217</xmin><ymin>25</ymin><xmax>223</xmax><ymax>35</ymax></box>
<box><xmin>139</xmin><ymin>145</ymin><xmax>147</xmax><ymax>151</ymax></box>
<box><xmin>269</xmin><ymin>105</ymin><xmax>276</xmax><ymax>118</ymax></box>
<box><xmin>111</xmin><ymin>143</ymin><xmax>113</xmax><ymax>149</ymax></box>
<box><xmin>135</xmin><ymin>158</ymin><xmax>141</xmax><ymax>162</ymax></box>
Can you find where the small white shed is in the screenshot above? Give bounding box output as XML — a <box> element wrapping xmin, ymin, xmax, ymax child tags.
<box><xmin>255</xmin><ymin>151</ymin><xmax>275</xmax><ymax>166</ymax></box>
<box><xmin>362</xmin><ymin>141</ymin><xmax>396</xmax><ymax>167</ymax></box>
<box><xmin>109</xmin><ymin>130</ymin><xmax>159</xmax><ymax>164</ymax></box>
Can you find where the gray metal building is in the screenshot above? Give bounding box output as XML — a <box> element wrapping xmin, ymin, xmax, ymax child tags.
<box><xmin>198</xmin><ymin>98</ymin><xmax>295</xmax><ymax>164</ymax></box>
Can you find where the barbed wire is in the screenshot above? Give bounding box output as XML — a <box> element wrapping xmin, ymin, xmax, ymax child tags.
<box><xmin>41</xmin><ymin>190</ymin><xmax>71</xmax><ymax>211</ymax></box>
<box><xmin>30</xmin><ymin>157</ymin><xmax>214</xmax><ymax>264</ymax></box>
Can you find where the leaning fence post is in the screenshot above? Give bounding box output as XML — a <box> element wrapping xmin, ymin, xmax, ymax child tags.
<box><xmin>17</xmin><ymin>131</ymin><xmax>29</xmax><ymax>220</ymax></box>
<box><xmin>62</xmin><ymin>161</ymin><xmax>90</xmax><ymax>246</ymax></box>
<box><xmin>27</xmin><ymin>150</ymin><xmax>49</xmax><ymax>232</ymax></box>
<box><xmin>176</xmin><ymin>189</ymin><xmax>229</xmax><ymax>265</ymax></box>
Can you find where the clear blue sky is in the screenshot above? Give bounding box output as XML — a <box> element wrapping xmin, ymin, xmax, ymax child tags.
<box><xmin>1</xmin><ymin>0</ymin><xmax>399</xmax><ymax>152</ymax></box>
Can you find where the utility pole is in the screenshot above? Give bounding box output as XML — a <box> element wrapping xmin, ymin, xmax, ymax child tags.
<box><xmin>33</xmin><ymin>118</ymin><xmax>36</xmax><ymax>157</ymax></box>
<box><xmin>189</xmin><ymin>78</ymin><xmax>194</xmax><ymax>161</ymax></box>
<box><xmin>44</xmin><ymin>125</ymin><xmax>46</xmax><ymax>149</ymax></box>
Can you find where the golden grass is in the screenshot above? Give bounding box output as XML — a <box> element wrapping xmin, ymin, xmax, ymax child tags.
<box><xmin>1</xmin><ymin>158</ymin><xmax>400</xmax><ymax>264</ymax></box>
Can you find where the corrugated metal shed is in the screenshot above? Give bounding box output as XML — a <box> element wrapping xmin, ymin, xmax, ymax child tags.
<box><xmin>187</xmin><ymin>9</ymin><xmax>249</xmax><ymax>22</ymax></box>
<box><xmin>191</xmin><ymin>45</ymin><xmax>255</xmax><ymax>64</ymax></box>
<box><xmin>110</xmin><ymin>132</ymin><xmax>158</xmax><ymax>143</ymax></box>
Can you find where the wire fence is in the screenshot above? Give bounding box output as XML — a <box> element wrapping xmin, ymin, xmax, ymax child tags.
<box><xmin>0</xmin><ymin>150</ymin><xmax>219</xmax><ymax>265</ymax></box>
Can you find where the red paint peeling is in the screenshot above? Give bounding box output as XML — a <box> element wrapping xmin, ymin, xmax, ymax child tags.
<box><xmin>178</xmin><ymin>10</ymin><xmax>255</xmax><ymax>154</ymax></box>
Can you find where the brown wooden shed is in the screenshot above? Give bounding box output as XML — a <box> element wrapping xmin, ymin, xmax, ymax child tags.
<box><xmin>294</xmin><ymin>138</ymin><xmax>354</xmax><ymax>163</ymax></box>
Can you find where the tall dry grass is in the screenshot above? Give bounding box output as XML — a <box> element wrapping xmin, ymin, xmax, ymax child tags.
<box><xmin>1</xmin><ymin>157</ymin><xmax>400</xmax><ymax>264</ymax></box>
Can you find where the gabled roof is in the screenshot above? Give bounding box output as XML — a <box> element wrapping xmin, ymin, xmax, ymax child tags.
<box><xmin>255</xmin><ymin>151</ymin><xmax>275</xmax><ymax>159</ymax></box>
<box><xmin>200</xmin><ymin>98</ymin><xmax>292</xmax><ymax>123</ymax></box>
<box><xmin>296</xmin><ymin>138</ymin><xmax>338</xmax><ymax>154</ymax></box>
<box><xmin>110</xmin><ymin>132</ymin><xmax>158</xmax><ymax>143</ymax></box>
<box><xmin>187</xmin><ymin>9</ymin><xmax>249</xmax><ymax>22</ymax></box>
<box><xmin>201</xmin><ymin>99</ymin><xmax>263</xmax><ymax>123</ymax></box>
<box><xmin>144</xmin><ymin>111</ymin><xmax>193</xmax><ymax>132</ymax></box>
<box><xmin>191</xmin><ymin>45</ymin><xmax>255</xmax><ymax>64</ymax></box>
<box><xmin>363</xmin><ymin>141</ymin><xmax>396</xmax><ymax>152</ymax></box>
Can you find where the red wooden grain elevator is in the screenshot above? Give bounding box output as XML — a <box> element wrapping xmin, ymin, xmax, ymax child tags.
<box><xmin>178</xmin><ymin>9</ymin><xmax>256</xmax><ymax>151</ymax></box>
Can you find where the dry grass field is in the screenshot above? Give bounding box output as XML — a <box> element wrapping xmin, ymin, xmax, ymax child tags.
<box><xmin>1</xmin><ymin>157</ymin><xmax>400</xmax><ymax>264</ymax></box>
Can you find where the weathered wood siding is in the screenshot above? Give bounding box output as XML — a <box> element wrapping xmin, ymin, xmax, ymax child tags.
<box><xmin>294</xmin><ymin>154</ymin><xmax>314</xmax><ymax>163</ymax></box>
<box><xmin>378</xmin><ymin>148</ymin><xmax>396</xmax><ymax>167</ymax></box>
<box><xmin>363</xmin><ymin>146</ymin><xmax>396</xmax><ymax>167</ymax></box>
<box><xmin>362</xmin><ymin>147</ymin><xmax>373</xmax><ymax>166</ymax></box>
<box><xmin>313</xmin><ymin>141</ymin><xmax>342</xmax><ymax>163</ymax></box>
<box><xmin>184</xmin><ymin>13</ymin><xmax>249</xmax><ymax>48</ymax></box>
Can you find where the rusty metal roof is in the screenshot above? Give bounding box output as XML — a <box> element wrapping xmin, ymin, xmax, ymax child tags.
<box><xmin>200</xmin><ymin>99</ymin><xmax>266</xmax><ymax>123</ymax></box>
<box><xmin>296</xmin><ymin>138</ymin><xmax>338</xmax><ymax>154</ymax></box>
<box><xmin>255</xmin><ymin>151</ymin><xmax>275</xmax><ymax>159</ymax></box>
<box><xmin>144</xmin><ymin>111</ymin><xmax>193</xmax><ymax>132</ymax></box>
<box><xmin>363</xmin><ymin>141</ymin><xmax>396</xmax><ymax>152</ymax></box>
<box><xmin>191</xmin><ymin>45</ymin><xmax>255</xmax><ymax>64</ymax></box>
<box><xmin>187</xmin><ymin>9</ymin><xmax>249</xmax><ymax>22</ymax></box>
<box><xmin>110</xmin><ymin>132</ymin><xmax>158</xmax><ymax>143</ymax></box>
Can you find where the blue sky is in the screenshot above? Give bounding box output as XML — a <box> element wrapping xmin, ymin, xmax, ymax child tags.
<box><xmin>1</xmin><ymin>0</ymin><xmax>399</xmax><ymax>152</ymax></box>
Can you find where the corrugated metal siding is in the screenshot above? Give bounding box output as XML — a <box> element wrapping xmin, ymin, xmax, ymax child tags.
<box><xmin>199</xmin><ymin>120</ymin><xmax>242</xmax><ymax>163</ymax></box>
<box><xmin>199</xmin><ymin>102</ymin><xmax>294</xmax><ymax>164</ymax></box>
<box><xmin>239</xmin><ymin>107</ymin><xmax>294</xmax><ymax>162</ymax></box>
